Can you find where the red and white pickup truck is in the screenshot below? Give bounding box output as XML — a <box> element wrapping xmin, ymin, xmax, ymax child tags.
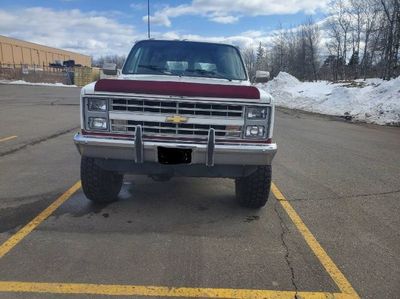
<box><xmin>74</xmin><ymin>39</ymin><xmax>277</xmax><ymax>208</ymax></box>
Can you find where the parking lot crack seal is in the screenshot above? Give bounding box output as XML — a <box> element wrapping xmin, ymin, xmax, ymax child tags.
<box><xmin>0</xmin><ymin>127</ymin><xmax>79</xmax><ymax>157</ymax></box>
<box><xmin>274</xmin><ymin>201</ymin><xmax>299</xmax><ymax>299</ymax></box>
<box><xmin>287</xmin><ymin>188</ymin><xmax>400</xmax><ymax>202</ymax></box>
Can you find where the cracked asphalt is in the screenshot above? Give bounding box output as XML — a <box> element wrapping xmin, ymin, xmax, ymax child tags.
<box><xmin>0</xmin><ymin>84</ymin><xmax>399</xmax><ymax>298</ymax></box>
<box><xmin>273</xmin><ymin>202</ymin><xmax>298</xmax><ymax>297</ymax></box>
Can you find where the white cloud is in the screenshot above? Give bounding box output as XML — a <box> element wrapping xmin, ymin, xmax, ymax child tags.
<box><xmin>0</xmin><ymin>6</ymin><xmax>270</xmax><ymax>58</ymax></box>
<box><xmin>153</xmin><ymin>31</ymin><xmax>274</xmax><ymax>51</ymax></box>
<box><xmin>0</xmin><ymin>6</ymin><xmax>329</xmax><ymax>60</ymax></box>
<box><xmin>0</xmin><ymin>7</ymin><xmax>141</xmax><ymax>57</ymax></box>
<box><xmin>209</xmin><ymin>15</ymin><xmax>239</xmax><ymax>24</ymax></box>
<box><xmin>146</xmin><ymin>0</ymin><xmax>329</xmax><ymax>27</ymax></box>
<box><xmin>130</xmin><ymin>3</ymin><xmax>146</xmax><ymax>10</ymax></box>
<box><xmin>142</xmin><ymin>13</ymin><xmax>172</xmax><ymax>27</ymax></box>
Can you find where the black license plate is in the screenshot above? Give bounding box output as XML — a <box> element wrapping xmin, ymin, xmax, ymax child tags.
<box><xmin>158</xmin><ymin>147</ymin><xmax>192</xmax><ymax>165</ymax></box>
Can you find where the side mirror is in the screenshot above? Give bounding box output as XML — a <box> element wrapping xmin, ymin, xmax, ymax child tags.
<box><xmin>254</xmin><ymin>70</ymin><xmax>270</xmax><ymax>83</ymax></box>
<box><xmin>102</xmin><ymin>63</ymin><xmax>118</xmax><ymax>76</ymax></box>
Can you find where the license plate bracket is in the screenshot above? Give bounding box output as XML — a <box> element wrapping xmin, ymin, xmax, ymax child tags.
<box><xmin>158</xmin><ymin>147</ymin><xmax>192</xmax><ymax>165</ymax></box>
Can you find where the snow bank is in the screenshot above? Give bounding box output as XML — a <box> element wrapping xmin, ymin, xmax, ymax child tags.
<box><xmin>257</xmin><ymin>72</ymin><xmax>400</xmax><ymax>125</ymax></box>
<box><xmin>0</xmin><ymin>80</ymin><xmax>77</xmax><ymax>87</ymax></box>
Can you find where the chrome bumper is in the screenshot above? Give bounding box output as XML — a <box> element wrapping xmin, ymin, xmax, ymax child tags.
<box><xmin>73</xmin><ymin>130</ymin><xmax>277</xmax><ymax>166</ymax></box>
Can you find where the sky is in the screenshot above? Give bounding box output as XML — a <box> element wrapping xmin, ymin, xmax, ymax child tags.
<box><xmin>0</xmin><ymin>0</ymin><xmax>328</xmax><ymax>58</ymax></box>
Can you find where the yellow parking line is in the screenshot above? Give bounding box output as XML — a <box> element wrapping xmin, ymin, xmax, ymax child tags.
<box><xmin>0</xmin><ymin>281</ymin><xmax>356</xmax><ymax>298</ymax></box>
<box><xmin>0</xmin><ymin>180</ymin><xmax>359</xmax><ymax>298</ymax></box>
<box><xmin>0</xmin><ymin>181</ymin><xmax>81</xmax><ymax>259</ymax></box>
<box><xmin>0</xmin><ymin>135</ymin><xmax>17</xmax><ymax>143</ymax></box>
<box><xmin>271</xmin><ymin>183</ymin><xmax>359</xmax><ymax>298</ymax></box>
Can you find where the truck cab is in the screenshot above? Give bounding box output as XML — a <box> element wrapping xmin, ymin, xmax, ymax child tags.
<box><xmin>74</xmin><ymin>39</ymin><xmax>277</xmax><ymax>208</ymax></box>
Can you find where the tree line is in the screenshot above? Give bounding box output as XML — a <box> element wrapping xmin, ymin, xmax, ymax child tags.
<box><xmin>93</xmin><ymin>55</ymin><xmax>126</xmax><ymax>69</ymax></box>
<box><xmin>243</xmin><ymin>0</ymin><xmax>400</xmax><ymax>81</ymax></box>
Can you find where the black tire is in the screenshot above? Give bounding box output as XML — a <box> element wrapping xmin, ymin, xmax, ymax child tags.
<box><xmin>235</xmin><ymin>166</ymin><xmax>272</xmax><ymax>209</ymax></box>
<box><xmin>81</xmin><ymin>156</ymin><xmax>123</xmax><ymax>203</ymax></box>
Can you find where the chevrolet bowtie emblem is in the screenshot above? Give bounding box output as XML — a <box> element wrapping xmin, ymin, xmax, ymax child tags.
<box><xmin>165</xmin><ymin>115</ymin><xmax>188</xmax><ymax>124</ymax></box>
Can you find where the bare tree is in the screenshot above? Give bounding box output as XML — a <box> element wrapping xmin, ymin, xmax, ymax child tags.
<box><xmin>358</xmin><ymin>0</ymin><xmax>380</xmax><ymax>79</ymax></box>
<box><xmin>326</xmin><ymin>0</ymin><xmax>352</xmax><ymax>79</ymax></box>
<box><xmin>93</xmin><ymin>55</ymin><xmax>126</xmax><ymax>69</ymax></box>
<box><xmin>255</xmin><ymin>42</ymin><xmax>269</xmax><ymax>72</ymax></box>
<box><xmin>264</xmin><ymin>21</ymin><xmax>321</xmax><ymax>81</ymax></box>
<box><xmin>242</xmin><ymin>47</ymin><xmax>257</xmax><ymax>81</ymax></box>
<box><xmin>303</xmin><ymin>18</ymin><xmax>320</xmax><ymax>81</ymax></box>
<box><xmin>379</xmin><ymin>0</ymin><xmax>400</xmax><ymax>79</ymax></box>
<box><xmin>324</xmin><ymin>0</ymin><xmax>400</xmax><ymax>80</ymax></box>
<box><xmin>270</xmin><ymin>25</ymin><xmax>289</xmax><ymax>77</ymax></box>
<box><xmin>241</xmin><ymin>0</ymin><xmax>399</xmax><ymax>82</ymax></box>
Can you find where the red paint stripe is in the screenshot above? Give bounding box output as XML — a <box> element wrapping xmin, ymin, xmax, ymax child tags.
<box><xmin>94</xmin><ymin>79</ymin><xmax>260</xmax><ymax>100</ymax></box>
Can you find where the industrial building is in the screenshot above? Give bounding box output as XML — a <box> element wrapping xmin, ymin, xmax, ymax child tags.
<box><xmin>0</xmin><ymin>35</ymin><xmax>91</xmax><ymax>67</ymax></box>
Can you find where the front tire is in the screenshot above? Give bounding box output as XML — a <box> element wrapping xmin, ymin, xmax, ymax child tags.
<box><xmin>81</xmin><ymin>156</ymin><xmax>123</xmax><ymax>203</ymax></box>
<box><xmin>235</xmin><ymin>166</ymin><xmax>272</xmax><ymax>209</ymax></box>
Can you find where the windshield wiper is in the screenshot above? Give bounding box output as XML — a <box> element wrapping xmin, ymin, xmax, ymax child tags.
<box><xmin>185</xmin><ymin>69</ymin><xmax>232</xmax><ymax>81</ymax></box>
<box><xmin>137</xmin><ymin>65</ymin><xmax>168</xmax><ymax>74</ymax></box>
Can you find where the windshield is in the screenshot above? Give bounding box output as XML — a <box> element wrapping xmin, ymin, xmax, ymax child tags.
<box><xmin>122</xmin><ymin>40</ymin><xmax>247</xmax><ymax>81</ymax></box>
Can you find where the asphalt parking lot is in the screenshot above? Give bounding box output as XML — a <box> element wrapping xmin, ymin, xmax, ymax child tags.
<box><xmin>0</xmin><ymin>84</ymin><xmax>399</xmax><ymax>299</ymax></box>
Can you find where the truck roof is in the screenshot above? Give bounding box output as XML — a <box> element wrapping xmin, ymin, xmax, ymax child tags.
<box><xmin>135</xmin><ymin>39</ymin><xmax>240</xmax><ymax>50</ymax></box>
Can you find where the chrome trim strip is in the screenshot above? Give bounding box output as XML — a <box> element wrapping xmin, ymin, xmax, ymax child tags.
<box><xmin>113</xmin><ymin>103</ymin><xmax>242</xmax><ymax>114</ymax></box>
<box><xmin>111</xmin><ymin>125</ymin><xmax>240</xmax><ymax>134</ymax></box>
<box><xmin>109</xmin><ymin>112</ymin><xmax>244</xmax><ymax>125</ymax></box>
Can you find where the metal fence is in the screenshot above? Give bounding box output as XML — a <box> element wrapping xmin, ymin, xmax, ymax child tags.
<box><xmin>0</xmin><ymin>64</ymin><xmax>98</xmax><ymax>86</ymax></box>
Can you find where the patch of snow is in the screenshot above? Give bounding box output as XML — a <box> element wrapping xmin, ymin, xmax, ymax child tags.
<box><xmin>257</xmin><ymin>72</ymin><xmax>400</xmax><ymax>125</ymax></box>
<box><xmin>0</xmin><ymin>80</ymin><xmax>77</xmax><ymax>87</ymax></box>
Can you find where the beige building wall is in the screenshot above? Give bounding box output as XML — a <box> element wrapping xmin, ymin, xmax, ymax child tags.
<box><xmin>0</xmin><ymin>35</ymin><xmax>91</xmax><ymax>67</ymax></box>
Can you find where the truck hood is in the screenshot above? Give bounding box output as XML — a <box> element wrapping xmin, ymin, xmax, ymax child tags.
<box><xmin>81</xmin><ymin>75</ymin><xmax>273</xmax><ymax>104</ymax></box>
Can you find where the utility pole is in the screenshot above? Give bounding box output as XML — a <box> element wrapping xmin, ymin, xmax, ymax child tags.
<box><xmin>147</xmin><ymin>0</ymin><xmax>151</xmax><ymax>39</ymax></box>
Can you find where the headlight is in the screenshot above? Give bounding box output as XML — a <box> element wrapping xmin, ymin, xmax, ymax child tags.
<box><xmin>89</xmin><ymin>117</ymin><xmax>107</xmax><ymax>130</ymax></box>
<box><xmin>246</xmin><ymin>107</ymin><xmax>267</xmax><ymax>119</ymax></box>
<box><xmin>245</xmin><ymin>125</ymin><xmax>265</xmax><ymax>137</ymax></box>
<box><xmin>87</xmin><ymin>98</ymin><xmax>107</xmax><ymax>112</ymax></box>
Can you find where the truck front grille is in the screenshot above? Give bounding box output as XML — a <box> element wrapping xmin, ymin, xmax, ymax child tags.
<box><xmin>111</xmin><ymin>98</ymin><xmax>244</xmax><ymax>118</ymax></box>
<box><xmin>107</xmin><ymin>97</ymin><xmax>244</xmax><ymax>139</ymax></box>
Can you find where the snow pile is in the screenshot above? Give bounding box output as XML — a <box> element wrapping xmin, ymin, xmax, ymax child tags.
<box><xmin>267</xmin><ymin>71</ymin><xmax>301</xmax><ymax>89</ymax></box>
<box><xmin>0</xmin><ymin>80</ymin><xmax>77</xmax><ymax>87</ymax></box>
<box><xmin>258</xmin><ymin>72</ymin><xmax>400</xmax><ymax>125</ymax></box>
